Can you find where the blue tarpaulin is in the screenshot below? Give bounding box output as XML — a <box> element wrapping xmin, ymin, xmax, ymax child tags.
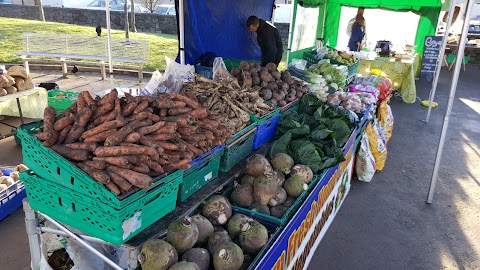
<box><xmin>176</xmin><ymin>0</ymin><xmax>276</xmax><ymax>65</ymax></box>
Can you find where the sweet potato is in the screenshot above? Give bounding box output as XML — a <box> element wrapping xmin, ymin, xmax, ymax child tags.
<box><xmin>107</xmin><ymin>171</ymin><xmax>132</xmax><ymax>193</ymax></box>
<box><xmin>83</xmin><ymin>160</ymin><xmax>106</xmax><ymax>170</ymax></box>
<box><xmin>171</xmin><ymin>93</ymin><xmax>202</xmax><ymax>109</ymax></box>
<box><xmin>132</xmin><ymin>164</ymin><xmax>149</xmax><ymax>174</ymax></box>
<box><xmin>35</xmin><ymin>132</ymin><xmax>51</xmax><ymax>141</ymax></box>
<box><xmin>133</xmin><ymin>100</ymin><xmax>149</xmax><ymax>115</ymax></box>
<box><xmin>93</xmin><ymin>102</ymin><xmax>114</xmax><ymax>118</ymax></box>
<box><xmin>187</xmin><ymin>108</ymin><xmax>208</xmax><ymax>119</ymax></box>
<box><xmin>168</xmin><ymin>107</ymin><xmax>193</xmax><ymax>116</ymax></box>
<box><xmin>104</xmin><ymin>120</ymin><xmax>140</xmax><ymax>146</ymax></box>
<box><xmin>137</xmin><ymin>121</ymin><xmax>166</xmax><ymax>135</ymax></box>
<box><xmin>124</xmin><ymin>132</ymin><xmax>141</xmax><ymax>143</ymax></box>
<box><xmin>93</xmin><ymin>156</ymin><xmax>133</xmax><ymax>168</ymax></box>
<box><xmin>95</xmin><ymin>146</ymin><xmax>148</xmax><ymax>157</ymax></box>
<box><xmin>152</xmin><ymin>125</ymin><xmax>177</xmax><ymax>134</ymax></box>
<box><xmin>122</xmin><ymin>101</ymin><xmax>138</xmax><ymax>117</ymax></box>
<box><xmin>53</xmin><ymin>115</ymin><xmax>75</xmax><ymax>132</ymax></box>
<box><xmin>81</xmin><ymin>119</ymin><xmax>126</xmax><ymax>139</ymax></box>
<box><xmin>146</xmin><ymin>160</ymin><xmax>164</xmax><ymax>173</ymax></box>
<box><xmin>43</xmin><ymin>107</ymin><xmax>56</xmax><ymax>131</ymax></box>
<box><xmin>160</xmin><ymin>109</ymin><xmax>168</xmax><ymax>117</ymax></box>
<box><xmin>51</xmin><ymin>145</ymin><xmax>90</xmax><ymax>161</ymax></box>
<box><xmin>65</xmin><ymin>142</ymin><xmax>98</xmax><ymax>152</ymax></box>
<box><xmin>64</xmin><ymin>125</ymin><xmax>85</xmax><ymax>144</ymax></box>
<box><xmin>77</xmin><ymin>163</ymin><xmax>111</xmax><ymax>185</ymax></box>
<box><xmin>76</xmin><ymin>94</ymin><xmax>86</xmax><ymax>111</ymax></box>
<box><xmin>76</xmin><ymin>107</ymin><xmax>94</xmax><ymax>127</ymax></box>
<box><xmin>80</xmin><ymin>91</ymin><xmax>95</xmax><ymax>106</ymax></box>
<box><xmin>106</xmin><ymin>165</ymin><xmax>152</xmax><ymax>189</ymax></box>
<box><xmin>56</xmin><ymin>125</ymin><xmax>72</xmax><ymax>144</ymax></box>
<box><xmin>43</xmin><ymin>131</ymin><xmax>59</xmax><ymax>147</ymax></box>
<box><xmin>156</xmin><ymin>99</ymin><xmax>186</xmax><ymax>109</ymax></box>
<box><xmin>84</xmin><ymin>129</ymin><xmax>116</xmax><ymax>143</ymax></box>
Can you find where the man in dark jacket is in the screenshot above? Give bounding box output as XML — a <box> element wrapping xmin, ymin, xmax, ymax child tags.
<box><xmin>246</xmin><ymin>16</ymin><xmax>283</xmax><ymax>67</ymax></box>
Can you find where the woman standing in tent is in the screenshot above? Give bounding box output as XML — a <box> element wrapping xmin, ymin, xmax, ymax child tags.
<box><xmin>348</xmin><ymin>15</ymin><xmax>366</xmax><ymax>52</ymax></box>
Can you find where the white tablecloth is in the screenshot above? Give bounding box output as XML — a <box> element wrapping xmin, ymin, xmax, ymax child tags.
<box><xmin>0</xmin><ymin>87</ymin><xmax>47</xmax><ymax>119</ymax></box>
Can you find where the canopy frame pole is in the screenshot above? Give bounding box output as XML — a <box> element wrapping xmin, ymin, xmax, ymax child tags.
<box><xmin>106</xmin><ymin>0</ymin><xmax>113</xmax><ymax>75</ymax></box>
<box><xmin>424</xmin><ymin>0</ymin><xmax>456</xmax><ymax>123</ymax></box>
<box><xmin>427</xmin><ymin>0</ymin><xmax>474</xmax><ymax>204</ymax></box>
<box><xmin>179</xmin><ymin>0</ymin><xmax>185</xmax><ymax>65</ymax></box>
<box><xmin>285</xmin><ymin>0</ymin><xmax>297</xmax><ymax>63</ymax></box>
<box><xmin>321</xmin><ymin>2</ymin><xmax>327</xmax><ymax>38</ymax></box>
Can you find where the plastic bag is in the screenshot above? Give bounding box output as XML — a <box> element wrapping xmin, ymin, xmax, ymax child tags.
<box><xmin>365</xmin><ymin>120</ymin><xmax>388</xmax><ymax>171</ymax></box>
<box><xmin>348</xmin><ymin>84</ymin><xmax>380</xmax><ymax>99</ymax></box>
<box><xmin>212</xmin><ymin>57</ymin><xmax>234</xmax><ymax>82</ymax></box>
<box><xmin>355</xmin><ymin>132</ymin><xmax>376</xmax><ymax>182</ymax></box>
<box><xmin>354</xmin><ymin>75</ymin><xmax>380</xmax><ymax>86</ymax></box>
<box><xmin>376</xmin><ymin>77</ymin><xmax>393</xmax><ymax>103</ymax></box>
<box><xmin>140</xmin><ymin>70</ymin><xmax>164</xmax><ymax>96</ymax></box>
<box><xmin>377</xmin><ymin>99</ymin><xmax>394</xmax><ymax>142</ymax></box>
<box><xmin>164</xmin><ymin>56</ymin><xmax>195</xmax><ymax>83</ymax></box>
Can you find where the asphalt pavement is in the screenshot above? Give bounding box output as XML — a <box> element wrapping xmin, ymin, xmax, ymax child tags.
<box><xmin>0</xmin><ymin>67</ymin><xmax>479</xmax><ymax>270</ymax></box>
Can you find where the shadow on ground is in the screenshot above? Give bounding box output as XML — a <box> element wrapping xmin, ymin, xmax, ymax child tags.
<box><xmin>309</xmin><ymin>66</ymin><xmax>480</xmax><ymax>270</ymax></box>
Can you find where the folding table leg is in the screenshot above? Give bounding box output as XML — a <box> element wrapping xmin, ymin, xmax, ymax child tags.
<box><xmin>16</xmin><ymin>97</ymin><xmax>25</xmax><ymax>125</ymax></box>
<box><xmin>23</xmin><ymin>200</ymin><xmax>42</xmax><ymax>270</ymax></box>
<box><xmin>61</xmin><ymin>59</ymin><xmax>68</xmax><ymax>78</ymax></box>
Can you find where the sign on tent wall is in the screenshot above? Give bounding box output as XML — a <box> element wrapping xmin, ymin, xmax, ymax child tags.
<box><xmin>291</xmin><ymin>5</ymin><xmax>319</xmax><ymax>51</ymax></box>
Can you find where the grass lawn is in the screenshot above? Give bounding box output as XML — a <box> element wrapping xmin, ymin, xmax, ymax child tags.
<box><xmin>0</xmin><ymin>17</ymin><xmax>178</xmax><ymax>71</ymax></box>
<box><xmin>0</xmin><ymin>17</ymin><xmax>287</xmax><ymax>72</ymax></box>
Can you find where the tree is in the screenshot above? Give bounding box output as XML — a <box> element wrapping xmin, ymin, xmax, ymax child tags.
<box><xmin>130</xmin><ymin>0</ymin><xmax>137</xmax><ymax>32</ymax></box>
<box><xmin>35</xmin><ymin>0</ymin><xmax>45</xmax><ymax>22</ymax></box>
<box><xmin>140</xmin><ymin>0</ymin><xmax>161</xmax><ymax>13</ymax></box>
<box><xmin>124</xmin><ymin>0</ymin><xmax>130</xmax><ymax>39</ymax></box>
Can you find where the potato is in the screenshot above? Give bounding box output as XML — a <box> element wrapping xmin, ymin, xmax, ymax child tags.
<box><xmin>5</xmin><ymin>86</ymin><xmax>17</xmax><ymax>94</ymax></box>
<box><xmin>0</xmin><ymin>88</ymin><xmax>6</xmax><ymax>97</ymax></box>
<box><xmin>14</xmin><ymin>164</ymin><xmax>29</xmax><ymax>172</ymax></box>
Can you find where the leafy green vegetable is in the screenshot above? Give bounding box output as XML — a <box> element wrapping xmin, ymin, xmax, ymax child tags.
<box><xmin>269</xmin><ymin>132</ymin><xmax>292</xmax><ymax>159</ymax></box>
<box><xmin>289</xmin><ymin>140</ymin><xmax>324</xmax><ymax>173</ymax></box>
<box><xmin>311</xmin><ymin>129</ymin><xmax>332</xmax><ymax>141</ymax></box>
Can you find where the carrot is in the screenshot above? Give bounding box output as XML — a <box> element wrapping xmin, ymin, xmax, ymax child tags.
<box><xmin>197</xmin><ymin>141</ymin><xmax>207</xmax><ymax>148</ymax></box>
<box><xmin>156</xmin><ymin>142</ymin><xmax>178</xmax><ymax>151</ymax></box>
<box><xmin>56</xmin><ymin>125</ymin><xmax>72</xmax><ymax>144</ymax></box>
<box><xmin>185</xmin><ymin>91</ymin><xmax>199</xmax><ymax>103</ymax></box>
<box><xmin>171</xmin><ymin>93</ymin><xmax>202</xmax><ymax>109</ymax></box>
<box><xmin>117</xmin><ymin>143</ymin><xmax>158</xmax><ymax>156</ymax></box>
<box><xmin>122</xmin><ymin>101</ymin><xmax>138</xmax><ymax>117</ymax></box>
<box><xmin>146</xmin><ymin>160</ymin><xmax>164</xmax><ymax>173</ymax></box>
<box><xmin>126</xmin><ymin>111</ymin><xmax>150</xmax><ymax>121</ymax></box>
<box><xmin>76</xmin><ymin>94</ymin><xmax>86</xmax><ymax>111</ymax></box>
<box><xmin>43</xmin><ymin>106</ymin><xmax>56</xmax><ymax>131</ymax></box>
<box><xmin>187</xmin><ymin>108</ymin><xmax>208</xmax><ymax>119</ymax></box>
<box><xmin>160</xmin><ymin>108</ymin><xmax>168</xmax><ymax>117</ymax></box>
<box><xmin>163</xmin><ymin>121</ymin><xmax>176</xmax><ymax>126</ymax></box>
<box><xmin>104</xmin><ymin>120</ymin><xmax>140</xmax><ymax>146</ymax></box>
<box><xmin>133</xmin><ymin>100</ymin><xmax>149</xmax><ymax>115</ymax></box>
<box><xmin>124</xmin><ymin>132</ymin><xmax>141</xmax><ymax>143</ymax></box>
<box><xmin>51</xmin><ymin>145</ymin><xmax>91</xmax><ymax>161</ymax></box>
<box><xmin>65</xmin><ymin>142</ymin><xmax>98</xmax><ymax>152</ymax></box>
<box><xmin>83</xmin><ymin>160</ymin><xmax>106</xmax><ymax>170</ymax></box>
<box><xmin>35</xmin><ymin>132</ymin><xmax>51</xmax><ymax>141</ymax></box>
<box><xmin>157</xmin><ymin>158</ymin><xmax>169</xmax><ymax>165</ymax></box>
<box><xmin>80</xmin><ymin>91</ymin><xmax>95</xmax><ymax>106</ymax></box>
<box><xmin>168</xmin><ymin>107</ymin><xmax>193</xmax><ymax>116</ymax></box>
<box><xmin>177</xmin><ymin>127</ymin><xmax>192</xmax><ymax>136</ymax></box>
<box><xmin>181</xmin><ymin>134</ymin><xmax>206</xmax><ymax>142</ymax></box>
<box><xmin>182</xmin><ymin>140</ymin><xmax>203</xmax><ymax>156</ymax></box>
<box><xmin>162</xmin><ymin>151</ymin><xmax>181</xmax><ymax>160</ymax></box>
<box><xmin>106</xmin><ymin>165</ymin><xmax>152</xmax><ymax>189</ymax></box>
<box><xmin>152</xmin><ymin>125</ymin><xmax>177</xmax><ymax>134</ymax></box>
<box><xmin>76</xmin><ymin>107</ymin><xmax>94</xmax><ymax>127</ymax></box>
<box><xmin>181</xmin><ymin>151</ymin><xmax>194</xmax><ymax>160</ymax></box>
<box><xmin>77</xmin><ymin>163</ymin><xmax>111</xmax><ymax>186</ymax></box>
<box><xmin>107</xmin><ymin>171</ymin><xmax>132</xmax><ymax>193</ymax></box>
<box><xmin>156</xmin><ymin>99</ymin><xmax>186</xmax><ymax>109</ymax></box>
<box><xmin>93</xmin><ymin>101</ymin><xmax>114</xmax><ymax>118</ymax></box>
<box><xmin>100</xmin><ymin>89</ymin><xmax>117</xmax><ymax>105</ymax></box>
<box><xmin>132</xmin><ymin>164</ymin><xmax>150</xmax><ymax>174</ymax></box>
<box><xmin>148</xmin><ymin>113</ymin><xmax>161</xmax><ymax>122</ymax></box>
<box><xmin>164</xmin><ymin>115</ymin><xmax>194</xmax><ymax>127</ymax></box>
<box><xmin>81</xmin><ymin>119</ymin><xmax>126</xmax><ymax>139</ymax></box>
<box><xmin>105</xmin><ymin>181</ymin><xmax>121</xmax><ymax>196</ymax></box>
<box><xmin>136</xmin><ymin>154</ymin><xmax>150</xmax><ymax>163</ymax></box>
<box><xmin>137</xmin><ymin>121</ymin><xmax>166</xmax><ymax>135</ymax></box>
<box><xmin>43</xmin><ymin>131</ymin><xmax>59</xmax><ymax>147</ymax></box>
<box><xmin>169</xmin><ymin>159</ymin><xmax>191</xmax><ymax>170</ymax></box>
<box><xmin>64</xmin><ymin>125</ymin><xmax>85</xmax><ymax>144</ymax></box>
<box><xmin>213</xmin><ymin>140</ymin><xmax>224</xmax><ymax>146</ymax></box>
<box><xmin>84</xmin><ymin>129</ymin><xmax>116</xmax><ymax>143</ymax></box>
<box><xmin>137</xmin><ymin>119</ymin><xmax>153</xmax><ymax>128</ymax></box>
<box><xmin>95</xmin><ymin>146</ymin><xmax>150</xmax><ymax>157</ymax></box>
<box><xmin>93</xmin><ymin>156</ymin><xmax>133</xmax><ymax>168</ymax></box>
<box><xmin>53</xmin><ymin>115</ymin><xmax>74</xmax><ymax>132</ymax></box>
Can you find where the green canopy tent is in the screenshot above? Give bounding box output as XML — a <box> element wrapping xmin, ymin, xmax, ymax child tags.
<box><xmin>287</xmin><ymin>0</ymin><xmax>443</xmax><ymax>63</ymax></box>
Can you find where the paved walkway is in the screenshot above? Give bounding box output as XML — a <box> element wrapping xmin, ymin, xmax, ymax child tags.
<box><xmin>0</xmin><ymin>67</ymin><xmax>479</xmax><ymax>270</ymax></box>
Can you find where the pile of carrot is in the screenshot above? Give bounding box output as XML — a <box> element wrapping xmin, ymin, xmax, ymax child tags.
<box><xmin>34</xmin><ymin>89</ymin><xmax>231</xmax><ymax>196</ymax></box>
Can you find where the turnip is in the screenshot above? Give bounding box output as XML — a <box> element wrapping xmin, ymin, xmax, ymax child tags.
<box><xmin>208</xmin><ymin>232</ymin><xmax>232</xmax><ymax>254</ymax></box>
<box><xmin>241</xmin><ymin>174</ymin><xmax>256</xmax><ymax>186</ymax></box>
<box><xmin>272</xmin><ymin>170</ymin><xmax>285</xmax><ymax>187</ymax></box>
<box><xmin>227</xmin><ymin>214</ymin><xmax>253</xmax><ymax>238</ymax></box>
<box><xmin>291</xmin><ymin>165</ymin><xmax>314</xmax><ymax>184</ymax></box>
<box><xmin>271</xmin><ymin>153</ymin><xmax>294</xmax><ymax>174</ymax></box>
<box><xmin>169</xmin><ymin>261</ymin><xmax>200</xmax><ymax>270</ymax></box>
<box><xmin>249</xmin><ymin>203</ymin><xmax>270</xmax><ymax>215</ymax></box>
<box><xmin>181</xmin><ymin>248</ymin><xmax>210</xmax><ymax>270</ymax></box>
<box><xmin>270</xmin><ymin>205</ymin><xmax>289</xmax><ymax>218</ymax></box>
<box><xmin>230</xmin><ymin>183</ymin><xmax>254</xmax><ymax>208</ymax></box>
<box><xmin>191</xmin><ymin>214</ymin><xmax>214</xmax><ymax>245</ymax></box>
<box><xmin>268</xmin><ymin>188</ymin><xmax>287</xmax><ymax>206</ymax></box>
<box><xmin>202</xmin><ymin>195</ymin><xmax>232</xmax><ymax>225</ymax></box>
<box><xmin>239</xmin><ymin>221</ymin><xmax>268</xmax><ymax>255</ymax></box>
<box><xmin>213</xmin><ymin>242</ymin><xmax>244</xmax><ymax>270</ymax></box>
<box><xmin>166</xmin><ymin>216</ymin><xmax>199</xmax><ymax>253</ymax></box>
<box><xmin>284</xmin><ymin>176</ymin><xmax>308</xmax><ymax>198</ymax></box>
<box><xmin>253</xmin><ymin>176</ymin><xmax>279</xmax><ymax>205</ymax></box>
<box><xmin>245</xmin><ymin>155</ymin><xmax>273</xmax><ymax>177</ymax></box>
<box><xmin>138</xmin><ymin>239</ymin><xmax>178</xmax><ymax>270</ymax></box>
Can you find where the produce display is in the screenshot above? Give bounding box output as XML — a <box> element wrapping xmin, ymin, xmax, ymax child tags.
<box><xmin>230</xmin><ymin>62</ymin><xmax>309</xmax><ymax>107</ymax></box>
<box><xmin>0</xmin><ymin>66</ymin><xmax>34</xmax><ymax>97</ymax></box>
<box><xmin>327</xmin><ymin>91</ymin><xmax>376</xmax><ymax>113</ymax></box>
<box><xmin>270</xmin><ymin>94</ymin><xmax>357</xmax><ymax>173</ymax></box>
<box><xmin>0</xmin><ymin>164</ymin><xmax>28</xmax><ymax>192</ymax></box>
<box><xmin>323</xmin><ymin>47</ymin><xmax>357</xmax><ymax>66</ymax></box>
<box><xmin>181</xmin><ymin>75</ymin><xmax>275</xmax><ymax>135</ymax></box>
<box><xmin>139</xmin><ymin>195</ymin><xmax>271</xmax><ymax>270</ymax></box>
<box><xmin>354</xmin><ymin>76</ymin><xmax>393</xmax><ymax>104</ymax></box>
<box><xmin>33</xmin><ymin>90</ymin><xmax>230</xmax><ymax>195</ymax></box>
<box><xmin>228</xmin><ymin>153</ymin><xmax>314</xmax><ymax>219</ymax></box>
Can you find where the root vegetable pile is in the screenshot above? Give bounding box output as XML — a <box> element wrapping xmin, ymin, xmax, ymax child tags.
<box><xmin>231</xmin><ymin>62</ymin><xmax>309</xmax><ymax>107</ymax></box>
<box><xmin>34</xmin><ymin>89</ymin><xmax>230</xmax><ymax>195</ymax></box>
<box><xmin>182</xmin><ymin>75</ymin><xmax>275</xmax><ymax>135</ymax></box>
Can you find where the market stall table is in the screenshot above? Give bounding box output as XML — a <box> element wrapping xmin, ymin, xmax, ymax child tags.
<box><xmin>0</xmin><ymin>87</ymin><xmax>47</xmax><ymax>139</ymax></box>
<box><xmin>356</xmin><ymin>55</ymin><xmax>419</xmax><ymax>104</ymax></box>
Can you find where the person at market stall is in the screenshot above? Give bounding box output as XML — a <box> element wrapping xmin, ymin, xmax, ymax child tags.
<box><xmin>347</xmin><ymin>7</ymin><xmax>367</xmax><ymax>45</ymax></box>
<box><xmin>348</xmin><ymin>15</ymin><xmax>366</xmax><ymax>52</ymax></box>
<box><xmin>246</xmin><ymin>16</ymin><xmax>283</xmax><ymax>67</ymax></box>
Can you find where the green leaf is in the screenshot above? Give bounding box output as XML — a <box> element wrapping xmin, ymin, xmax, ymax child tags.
<box><xmin>311</xmin><ymin>128</ymin><xmax>332</xmax><ymax>142</ymax></box>
<box><xmin>269</xmin><ymin>132</ymin><xmax>292</xmax><ymax>159</ymax></box>
<box><xmin>290</xmin><ymin>125</ymin><xmax>311</xmax><ymax>139</ymax></box>
<box><xmin>321</xmin><ymin>158</ymin><xmax>338</xmax><ymax>170</ymax></box>
<box><xmin>289</xmin><ymin>140</ymin><xmax>324</xmax><ymax>173</ymax></box>
<box><xmin>327</xmin><ymin>118</ymin><xmax>350</xmax><ymax>146</ymax></box>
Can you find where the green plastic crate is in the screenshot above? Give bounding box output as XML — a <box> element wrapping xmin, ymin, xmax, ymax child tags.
<box><xmin>178</xmin><ymin>147</ymin><xmax>224</xmax><ymax>202</ymax></box>
<box><xmin>16</xmin><ymin>124</ymin><xmax>184</xmax><ymax>209</ymax></box>
<box><xmin>280</xmin><ymin>99</ymin><xmax>299</xmax><ymax>115</ymax></box>
<box><xmin>224</xmin><ymin>172</ymin><xmax>325</xmax><ymax>226</ymax></box>
<box><xmin>226</xmin><ymin>121</ymin><xmax>256</xmax><ymax>145</ymax></box>
<box><xmin>21</xmin><ymin>171</ymin><xmax>182</xmax><ymax>245</ymax></box>
<box><xmin>250</xmin><ymin>108</ymin><xmax>281</xmax><ymax>126</ymax></box>
<box><xmin>220</xmin><ymin>127</ymin><xmax>256</xmax><ymax>173</ymax></box>
<box><xmin>13</xmin><ymin>121</ymin><xmax>42</xmax><ymax>145</ymax></box>
<box><xmin>48</xmin><ymin>90</ymin><xmax>79</xmax><ymax>115</ymax></box>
